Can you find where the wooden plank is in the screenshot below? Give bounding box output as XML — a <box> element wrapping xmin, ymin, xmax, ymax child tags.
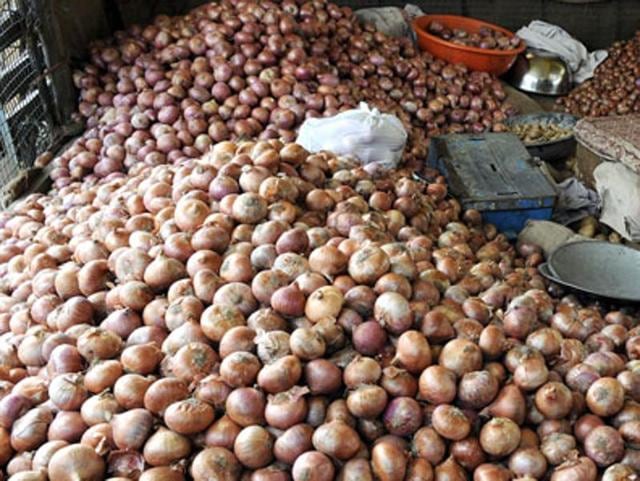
<box><xmin>34</xmin><ymin>0</ymin><xmax>76</xmax><ymax>126</ymax></box>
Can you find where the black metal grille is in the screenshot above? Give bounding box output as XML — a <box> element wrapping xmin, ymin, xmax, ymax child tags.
<box><xmin>0</xmin><ymin>0</ymin><xmax>57</xmax><ymax>185</ymax></box>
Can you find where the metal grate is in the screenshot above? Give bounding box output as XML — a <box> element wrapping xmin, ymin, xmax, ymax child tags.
<box><xmin>0</xmin><ymin>0</ymin><xmax>57</xmax><ymax>185</ymax></box>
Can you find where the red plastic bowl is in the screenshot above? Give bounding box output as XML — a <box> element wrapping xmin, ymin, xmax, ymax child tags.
<box><xmin>412</xmin><ymin>15</ymin><xmax>526</xmax><ymax>76</ymax></box>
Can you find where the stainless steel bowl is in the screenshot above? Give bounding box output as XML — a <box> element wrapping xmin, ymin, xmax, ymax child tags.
<box><xmin>507</xmin><ymin>49</ymin><xmax>573</xmax><ymax>96</ymax></box>
<box><xmin>506</xmin><ymin>112</ymin><xmax>578</xmax><ymax>161</ymax></box>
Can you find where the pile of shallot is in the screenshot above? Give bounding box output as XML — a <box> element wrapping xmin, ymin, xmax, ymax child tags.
<box><xmin>559</xmin><ymin>31</ymin><xmax>640</xmax><ymax>117</ymax></box>
<box><xmin>426</xmin><ymin>22</ymin><xmax>522</xmax><ymax>51</ymax></box>
<box><xmin>0</xmin><ymin>138</ymin><xmax>638</xmax><ymax>481</ymax></box>
<box><xmin>52</xmin><ymin>0</ymin><xmax>514</xmax><ymax>184</ymax></box>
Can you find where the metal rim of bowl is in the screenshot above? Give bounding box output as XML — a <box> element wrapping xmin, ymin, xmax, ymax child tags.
<box><xmin>547</xmin><ymin>241</ymin><xmax>640</xmax><ymax>302</ymax></box>
<box><xmin>538</xmin><ymin>262</ymin><xmax>640</xmax><ymax>303</ymax></box>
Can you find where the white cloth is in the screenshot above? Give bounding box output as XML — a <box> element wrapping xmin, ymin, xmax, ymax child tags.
<box><xmin>516</xmin><ymin>20</ymin><xmax>608</xmax><ymax>84</ymax></box>
<box><xmin>552</xmin><ymin>177</ymin><xmax>600</xmax><ymax>226</ymax></box>
<box><xmin>594</xmin><ymin>162</ymin><xmax>640</xmax><ymax>241</ymax></box>
<box><xmin>296</xmin><ymin>103</ymin><xmax>408</xmax><ymax>170</ymax></box>
<box><xmin>354</xmin><ymin>4</ymin><xmax>424</xmax><ymax>39</ymax></box>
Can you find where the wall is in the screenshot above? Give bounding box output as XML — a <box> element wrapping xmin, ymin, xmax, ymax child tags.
<box><xmin>108</xmin><ymin>0</ymin><xmax>640</xmax><ymax>50</ymax></box>
<box><xmin>368</xmin><ymin>0</ymin><xmax>639</xmax><ymax>50</ymax></box>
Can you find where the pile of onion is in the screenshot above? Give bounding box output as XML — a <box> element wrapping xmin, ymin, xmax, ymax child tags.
<box><xmin>0</xmin><ymin>137</ymin><xmax>638</xmax><ymax>481</ymax></box>
<box><xmin>51</xmin><ymin>0</ymin><xmax>514</xmax><ymax>186</ymax></box>
<box><xmin>559</xmin><ymin>30</ymin><xmax>640</xmax><ymax>116</ymax></box>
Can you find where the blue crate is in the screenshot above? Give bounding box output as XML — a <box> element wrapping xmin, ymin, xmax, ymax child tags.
<box><xmin>427</xmin><ymin>133</ymin><xmax>557</xmax><ymax>238</ymax></box>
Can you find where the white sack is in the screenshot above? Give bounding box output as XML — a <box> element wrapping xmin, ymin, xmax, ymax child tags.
<box><xmin>296</xmin><ymin>103</ymin><xmax>408</xmax><ymax>171</ymax></box>
<box><xmin>518</xmin><ymin>220</ymin><xmax>588</xmax><ymax>257</ymax></box>
<box><xmin>594</xmin><ymin>162</ymin><xmax>640</xmax><ymax>241</ymax></box>
<box><xmin>516</xmin><ymin>20</ymin><xmax>607</xmax><ymax>83</ymax></box>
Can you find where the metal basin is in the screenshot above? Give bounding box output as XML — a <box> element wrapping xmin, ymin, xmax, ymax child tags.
<box><xmin>546</xmin><ymin>241</ymin><xmax>640</xmax><ymax>301</ymax></box>
<box><xmin>506</xmin><ymin>112</ymin><xmax>578</xmax><ymax>161</ymax></box>
<box><xmin>507</xmin><ymin>49</ymin><xmax>573</xmax><ymax>96</ymax></box>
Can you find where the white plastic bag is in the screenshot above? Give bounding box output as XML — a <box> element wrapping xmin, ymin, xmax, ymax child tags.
<box><xmin>594</xmin><ymin>162</ymin><xmax>640</xmax><ymax>241</ymax></box>
<box><xmin>296</xmin><ymin>103</ymin><xmax>408</xmax><ymax>170</ymax></box>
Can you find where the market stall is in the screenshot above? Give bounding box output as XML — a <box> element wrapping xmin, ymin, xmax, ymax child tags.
<box><xmin>0</xmin><ymin>1</ymin><xmax>638</xmax><ymax>481</ymax></box>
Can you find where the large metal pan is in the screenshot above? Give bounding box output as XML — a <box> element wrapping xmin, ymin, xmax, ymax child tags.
<box><xmin>543</xmin><ymin>241</ymin><xmax>640</xmax><ymax>302</ymax></box>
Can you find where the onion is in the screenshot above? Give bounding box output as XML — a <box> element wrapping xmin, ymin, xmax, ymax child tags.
<box><xmin>164</xmin><ymin>398</ymin><xmax>215</xmax><ymax>435</ymax></box>
<box><xmin>312</xmin><ymin>420</ymin><xmax>361</xmax><ymax>461</ymax></box>
<box><xmin>451</xmin><ymin>437</ymin><xmax>485</xmax><ymax>471</ymax></box>
<box><xmin>112</xmin><ymin>408</ymin><xmax>154</xmax><ymax>450</ymax></box>
<box><xmin>220</xmin><ymin>351</ymin><xmax>261</xmax><ymax>387</ymax></box>
<box><xmin>204</xmin><ymin>415</ymin><xmax>241</xmax><ymax>450</ymax></box>
<box><xmin>439</xmin><ymin>338</ymin><xmax>482</xmax><ymax>377</ymax></box>
<box><xmin>144</xmin><ymin>378</ymin><xmax>189</xmax><ymax>416</ymax></box>
<box><xmin>584</xmin><ymin>425</ymin><xmax>624</xmax><ymax>467</ymax></box>
<box><xmin>201</xmin><ymin>304</ymin><xmax>246</xmax><ymax>343</ymax></box>
<box><xmin>80</xmin><ymin>391</ymin><xmax>121</xmax><ymax>426</ymax></box>
<box><xmin>234</xmin><ymin>425</ymin><xmax>273</xmax><ymax>468</ymax></box>
<box><xmin>431</xmin><ymin>404</ymin><xmax>471</xmax><ymax>441</ymax></box>
<box><xmin>374</xmin><ymin>292</ymin><xmax>412</xmax><ymax>335</ymax></box>
<box><xmin>550</xmin><ymin>456</ymin><xmax>597</xmax><ymax>481</ymax></box>
<box><xmin>479</xmin><ymin>417</ymin><xmax>521</xmax><ymax>457</ymax></box>
<box><xmin>257</xmin><ymin>353</ymin><xmax>300</xmax><ymax>393</ymax></box>
<box><xmin>509</xmin><ymin>447</ymin><xmax>548</xmax><ymax>478</ymax></box>
<box><xmin>586</xmin><ymin>377</ymin><xmax>625</xmax><ymax>417</ymax></box>
<box><xmin>535</xmin><ymin>382</ymin><xmax>573</xmax><ymax>419</ymax></box>
<box><xmin>144</xmin><ymin>428</ymin><xmax>191</xmax><ymax>466</ymax></box>
<box><xmin>473</xmin><ymin>464</ymin><xmax>512</xmax><ymax>481</ymax></box>
<box><xmin>191</xmin><ymin>447</ymin><xmax>241</xmax><ymax>481</ymax></box>
<box><xmin>419</xmin><ymin>365</ymin><xmax>457</xmax><ymax>404</ymax></box>
<box><xmin>541</xmin><ymin>433</ymin><xmax>576</xmax><ymax>465</ymax></box>
<box><xmin>226</xmin><ymin>387</ymin><xmax>265</xmax><ymax>426</ymax></box>
<box><xmin>305</xmin><ymin>286</ymin><xmax>343</xmax><ymax>323</ymax></box>
<box><xmin>340</xmin><ymin>458</ymin><xmax>374</xmax><ymax>481</ymax></box>
<box><xmin>292</xmin><ymin>451</ymin><xmax>334</xmax><ymax>481</ymax></box>
<box><xmin>344</xmin><ymin>356</ymin><xmax>382</xmax><ymax>388</ymax></box>
<box><xmin>435</xmin><ymin>457</ymin><xmax>467</xmax><ymax>481</ymax></box>
<box><xmin>171</xmin><ymin>342</ymin><xmax>218</xmax><ymax>383</ymax></box>
<box><xmin>48</xmin><ymin>444</ymin><xmax>105</xmax><ymax>481</ymax></box>
<box><xmin>0</xmin><ymin>394</ymin><xmax>32</xmax><ymax>429</ymax></box>
<box><xmin>348</xmin><ymin>246</ymin><xmax>390</xmax><ymax>285</ymax></box>
<box><xmin>265</xmin><ymin>386</ymin><xmax>309</xmax><ymax>429</ymax></box>
<box><xmin>371</xmin><ymin>440</ymin><xmax>407</xmax><ymax>481</ymax></box>
<box><xmin>353</xmin><ymin>321</ymin><xmax>387</xmax><ymax>356</ymax></box>
<box><xmin>383</xmin><ymin>397</ymin><xmax>422</xmax><ymax>436</ymax></box>
<box><xmin>11</xmin><ymin>407</ymin><xmax>53</xmax><ymax>452</ymax></box>
<box><xmin>274</xmin><ymin>423</ymin><xmax>314</xmax><ymax>464</ymax></box>
<box><xmin>393</xmin><ymin>331</ymin><xmax>431</xmax><ymax>374</ymax></box>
